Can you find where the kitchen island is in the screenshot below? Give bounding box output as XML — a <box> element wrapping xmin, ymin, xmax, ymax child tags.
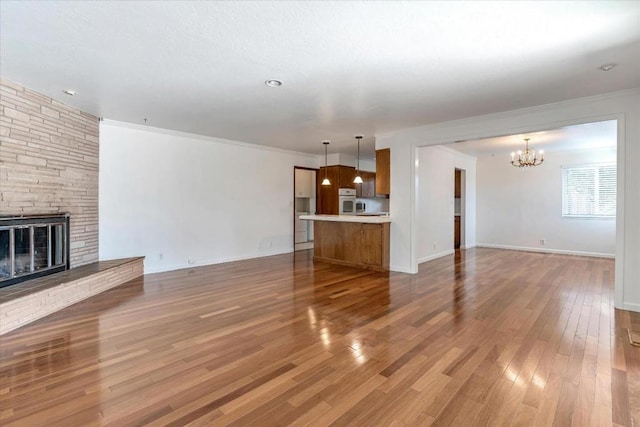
<box><xmin>300</xmin><ymin>214</ymin><xmax>391</xmax><ymax>271</ymax></box>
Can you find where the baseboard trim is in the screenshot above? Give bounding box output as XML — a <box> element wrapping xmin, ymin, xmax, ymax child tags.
<box><xmin>476</xmin><ymin>243</ymin><xmax>615</xmax><ymax>259</ymax></box>
<box><xmin>418</xmin><ymin>249</ymin><xmax>455</xmax><ymax>264</ymax></box>
<box><xmin>390</xmin><ymin>265</ymin><xmax>416</xmax><ymax>274</ymax></box>
<box><xmin>143</xmin><ymin>249</ymin><xmax>292</xmax><ymax>275</ymax></box>
<box><xmin>619</xmin><ymin>302</ymin><xmax>640</xmax><ymax>313</ymax></box>
<box><xmin>461</xmin><ymin>243</ymin><xmax>476</xmax><ymax>250</ymax></box>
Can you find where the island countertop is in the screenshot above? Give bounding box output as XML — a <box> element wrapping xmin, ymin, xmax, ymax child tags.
<box><xmin>299</xmin><ymin>214</ymin><xmax>391</xmax><ymax>224</ymax></box>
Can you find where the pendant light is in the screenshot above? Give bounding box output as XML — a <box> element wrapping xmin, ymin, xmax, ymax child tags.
<box><xmin>321</xmin><ymin>141</ymin><xmax>331</xmax><ymax>186</ymax></box>
<box><xmin>353</xmin><ymin>135</ymin><xmax>363</xmax><ymax>184</ymax></box>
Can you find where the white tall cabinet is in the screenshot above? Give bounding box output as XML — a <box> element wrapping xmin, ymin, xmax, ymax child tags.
<box><xmin>294</xmin><ymin>169</ymin><xmax>314</xmax><ymax>197</ymax></box>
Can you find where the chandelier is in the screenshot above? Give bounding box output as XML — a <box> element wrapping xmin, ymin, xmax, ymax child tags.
<box><xmin>511</xmin><ymin>138</ymin><xmax>544</xmax><ymax>168</ymax></box>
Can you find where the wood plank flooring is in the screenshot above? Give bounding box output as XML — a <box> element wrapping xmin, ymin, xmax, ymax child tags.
<box><xmin>0</xmin><ymin>248</ymin><xmax>638</xmax><ymax>426</ymax></box>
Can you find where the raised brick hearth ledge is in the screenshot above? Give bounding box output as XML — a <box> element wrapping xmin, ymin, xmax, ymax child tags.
<box><xmin>0</xmin><ymin>257</ymin><xmax>144</xmax><ymax>335</ymax></box>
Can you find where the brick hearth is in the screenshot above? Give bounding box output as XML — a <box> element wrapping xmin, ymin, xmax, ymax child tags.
<box><xmin>0</xmin><ymin>257</ymin><xmax>144</xmax><ymax>335</ymax></box>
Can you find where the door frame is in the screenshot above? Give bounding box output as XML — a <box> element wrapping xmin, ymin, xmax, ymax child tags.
<box><xmin>454</xmin><ymin>167</ymin><xmax>466</xmax><ymax>249</ymax></box>
<box><xmin>293</xmin><ymin>166</ymin><xmax>319</xmax><ymax>249</ymax></box>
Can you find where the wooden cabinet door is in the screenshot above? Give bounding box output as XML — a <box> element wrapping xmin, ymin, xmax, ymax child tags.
<box><xmin>339</xmin><ymin>166</ymin><xmax>356</xmax><ymax>188</ymax></box>
<box><xmin>375</xmin><ymin>149</ymin><xmax>390</xmax><ymax>195</ymax></box>
<box><xmin>314</xmin><ymin>221</ymin><xmax>360</xmax><ymax>263</ymax></box>
<box><xmin>355</xmin><ymin>171</ymin><xmax>375</xmax><ymax>198</ymax></box>
<box><xmin>363</xmin><ymin>172</ymin><xmax>376</xmax><ymax>198</ymax></box>
<box><xmin>360</xmin><ymin>224</ymin><xmax>383</xmax><ymax>266</ymax></box>
<box><xmin>317</xmin><ymin>166</ymin><xmax>340</xmax><ymax>214</ymax></box>
<box><xmin>454</xmin><ymin>217</ymin><xmax>461</xmax><ymax>249</ymax></box>
<box><xmin>454</xmin><ymin>170</ymin><xmax>461</xmax><ymax>198</ymax></box>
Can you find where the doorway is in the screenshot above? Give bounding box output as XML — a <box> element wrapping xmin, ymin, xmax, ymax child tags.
<box><xmin>454</xmin><ymin>168</ymin><xmax>464</xmax><ymax>250</ymax></box>
<box><xmin>293</xmin><ymin>167</ymin><xmax>317</xmax><ymax>251</ymax></box>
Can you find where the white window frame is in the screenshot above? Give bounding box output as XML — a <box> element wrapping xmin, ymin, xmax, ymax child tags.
<box><xmin>561</xmin><ymin>162</ymin><xmax>616</xmax><ymax>219</ymax></box>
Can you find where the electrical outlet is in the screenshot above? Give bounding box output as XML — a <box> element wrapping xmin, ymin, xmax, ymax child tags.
<box><xmin>158</xmin><ymin>253</ymin><xmax>163</xmax><ymax>260</ymax></box>
<box><xmin>188</xmin><ymin>259</ymin><xmax>195</xmax><ymax>265</ymax></box>
<box><xmin>540</xmin><ymin>239</ymin><xmax>545</xmax><ymax>245</ymax></box>
<box><xmin>433</xmin><ymin>242</ymin><xmax>437</xmax><ymax>250</ymax></box>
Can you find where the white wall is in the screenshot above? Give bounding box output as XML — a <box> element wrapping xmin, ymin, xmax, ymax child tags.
<box><xmin>326</xmin><ymin>153</ymin><xmax>376</xmax><ymax>172</ymax></box>
<box><xmin>377</xmin><ymin>89</ymin><xmax>639</xmax><ymax>312</ymax></box>
<box><xmin>385</xmin><ymin>143</ymin><xmax>415</xmax><ymax>273</ymax></box>
<box><xmin>476</xmin><ymin>147</ymin><xmax>616</xmax><ymax>257</ymax></box>
<box><xmin>99</xmin><ymin>120</ymin><xmax>318</xmax><ymax>274</ymax></box>
<box><xmin>417</xmin><ymin>146</ymin><xmax>476</xmax><ymax>262</ymax></box>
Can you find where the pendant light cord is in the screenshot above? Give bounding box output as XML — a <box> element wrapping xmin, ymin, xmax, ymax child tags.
<box><xmin>325</xmin><ymin>143</ymin><xmax>328</xmax><ymax>178</ymax></box>
<box><xmin>357</xmin><ymin>138</ymin><xmax>360</xmax><ymax>173</ymax></box>
<box><xmin>323</xmin><ymin>141</ymin><xmax>330</xmax><ymax>181</ymax></box>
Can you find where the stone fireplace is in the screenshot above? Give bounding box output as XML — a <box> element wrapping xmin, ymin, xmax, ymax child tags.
<box><xmin>0</xmin><ymin>79</ymin><xmax>99</xmax><ymax>271</ymax></box>
<box><xmin>0</xmin><ymin>80</ymin><xmax>145</xmax><ymax>335</ymax></box>
<box><xmin>0</xmin><ymin>213</ymin><xmax>70</xmax><ymax>287</ymax></box>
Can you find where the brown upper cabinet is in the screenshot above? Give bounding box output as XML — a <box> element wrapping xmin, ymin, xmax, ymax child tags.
<box><xmin>356</xmin><ymin>171</ymin><xmax>376</xmax><ymax>198</ymax></box>
<box><xmin>338</xmin><ymin>166</ymin><xmax>356</xmax><ymax>189</ymax></box>
<box><xmin>455</xmin><ymin>169</ymin><xmax>461</xmax><ymax>198</ymax></box>
<box><xmin>375</xmin><ymin>148</ymin><xmax>390</xmax><ymax>196</ymax></box>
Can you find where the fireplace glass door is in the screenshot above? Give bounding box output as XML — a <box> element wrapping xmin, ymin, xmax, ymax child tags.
<box><xmin>0</xmin><ymin>215</ymin><xmax>69</xmax><ymax>287</ymax></box>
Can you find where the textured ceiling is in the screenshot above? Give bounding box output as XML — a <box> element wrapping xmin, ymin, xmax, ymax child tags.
<box><xmin>1</xmin><ymin>1</ymin><xmax>638</xmax><ymax>157</ymax></box>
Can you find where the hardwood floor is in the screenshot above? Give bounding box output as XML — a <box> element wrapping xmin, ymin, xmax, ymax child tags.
<box><xmin>0</xmin><ymin>248</ymin><xmax>638</xmax><ymax>426</ymax></box>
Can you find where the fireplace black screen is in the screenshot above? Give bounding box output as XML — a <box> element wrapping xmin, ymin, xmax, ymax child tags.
<box><xmin>0</xmin><ymin>214</ymin><xmax>70</xmax><ymax>288</ymax></box>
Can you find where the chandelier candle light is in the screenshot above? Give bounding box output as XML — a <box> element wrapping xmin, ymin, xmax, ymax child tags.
<box><xmin>511</xmin><ymin>138</ymin><xmax>544</xmax><ymax>168</ymax></box>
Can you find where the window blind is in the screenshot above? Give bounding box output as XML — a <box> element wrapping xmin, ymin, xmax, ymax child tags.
<box><xmin>562</xmin><ymin>164</ymin><xmax>616</xmax><ymax>218</ymax></box>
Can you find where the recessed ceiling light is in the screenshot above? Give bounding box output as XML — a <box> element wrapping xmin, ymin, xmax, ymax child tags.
<box><xmin>599</xmin><ymin>63</ymin><xmax>617</xmax><ymax>71</ymax></box>
<box><xmin>62</xmin><ymin>89</ymin><xmax>76</xmax><ymax>96</ymax></box>
<box><xmin>265</xmin><ymin>79</ymin><xmax>283</xmax><ymax>87</ymax></box>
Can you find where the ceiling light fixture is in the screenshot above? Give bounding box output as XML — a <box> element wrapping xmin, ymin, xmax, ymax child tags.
<box><xmin>62</xmin><ymin>89</ymin><xmax>76</xmax><ymax>96</ymax></box>
<box><xmin>511</xmin><ymin>138</ymin><xmax>544</xmax><ymax>168</ymax></box>
<box><xmin>353</xmin><ymin>135</ymin><xmax>363</xmax><ymax>184</ymax></box>
<box><xmin>265</xmin><ymin>79</ymin><xmax>283</xmax><ymax>87</ymax></box>
<box><xmin>321</xmin><ymin>141</ymin><xmax>331</xmax><ymax>186</ymax></box>
<box><xmin>599</xmin><ymin>63</ymin><xmax>617</xmax><ymax>71</ymax></box>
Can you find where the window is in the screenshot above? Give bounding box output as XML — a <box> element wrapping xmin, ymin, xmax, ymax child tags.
<box><xmin>562</xmin><ymin>163</ymin><xmax>616</xmax><ymax>218</ymax></box>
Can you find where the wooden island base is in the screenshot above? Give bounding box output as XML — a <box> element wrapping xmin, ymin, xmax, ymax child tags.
<box><xmin>313</xmin><ymin>220</ymin><xmax>390</xmax><ymax>271</ymax></box>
